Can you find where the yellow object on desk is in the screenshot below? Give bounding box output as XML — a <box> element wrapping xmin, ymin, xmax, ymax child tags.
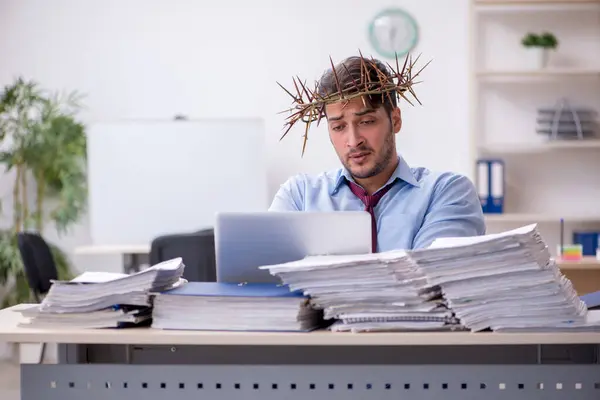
<box><xmin>559</xmin><ymin>244</ymin><xmax>583</xmax><ymax>261</ymax></box>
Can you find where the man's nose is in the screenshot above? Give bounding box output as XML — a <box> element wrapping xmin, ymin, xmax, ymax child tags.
<box><xmin>346</xmin><ymin>125</ymin><xmax>364</xmax><ymax>148</ymax></box>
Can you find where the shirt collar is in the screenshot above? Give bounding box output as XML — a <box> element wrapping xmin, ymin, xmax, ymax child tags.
<box><xmin>331</xmin><ymin>155</ymin><xmax>421</xmax><ymax>195</ymax></box>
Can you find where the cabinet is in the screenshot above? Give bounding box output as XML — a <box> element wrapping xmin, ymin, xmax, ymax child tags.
<box><xmin>470</xmin><ymin>0</ymin><xmax>600</xmax><ymax>292</ymax></box>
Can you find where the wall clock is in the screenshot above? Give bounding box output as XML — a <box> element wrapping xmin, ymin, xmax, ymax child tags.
<box><xmin>368</xmin><ymin>8</ymin><xmax>419</xmax><ymax>59</ymax></box>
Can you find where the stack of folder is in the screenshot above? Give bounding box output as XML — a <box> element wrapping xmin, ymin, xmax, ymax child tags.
<box><xmin>18</xmin><ymin>258</ymin><xmax>186</xmax><ymax>329</ymax></box>
<box><xmin>408</xmin><ymin>224</ymin><xmax>600</xmax><ymax>332</ymax></box>
<box><xmin>259</xmin><ymin>251</ymin><xmax>460</xmax><ymax>332</ymax></box>
<box><xmin>151</xmin><ymin>282</ymin><xmax>323</xmax><ymax>331</ymax></box>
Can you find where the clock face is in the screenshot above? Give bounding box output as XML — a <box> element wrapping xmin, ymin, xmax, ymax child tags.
<box><xmin>368</xmin><ymin>8</ymin><xmax>419</xmax><ymax>59</ymax></box>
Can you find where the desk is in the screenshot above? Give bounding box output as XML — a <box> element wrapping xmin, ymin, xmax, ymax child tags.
<box><xmin>74</xmin><ymin>245</ymin><xmax>151</xmax><ymax>273</ymax></box>
<box><xmin>1</xmin><ymin>305</ymin><xmax>600</xmax><ymax>399</ymax></box>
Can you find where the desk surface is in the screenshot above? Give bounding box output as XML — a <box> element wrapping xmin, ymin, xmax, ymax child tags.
<box><xmin>73</xmin><ymin>244</ymin><xmax>150</xmax><ymax>255</ymax></box>
<box><xmin>1</xmin><ymin>305</ymin><xmax>600</xmax><ymax>346</ymax></box>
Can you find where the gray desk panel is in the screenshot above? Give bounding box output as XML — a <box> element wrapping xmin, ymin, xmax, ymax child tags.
<box><xmin>22</xmin><ymin>363</ymin><xmax>600</xmax><ymax>400</ymax></box>
<box><xmin>62</xmin><ymin>343</ymin><xmax>599</xmax><ymax>365</ymax></box>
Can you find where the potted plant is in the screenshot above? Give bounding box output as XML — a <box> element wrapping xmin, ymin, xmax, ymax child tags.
<box><xmin>0</xmin><ymin>77</ymin><xmax>87</xmax><ymax>307</ymax></box>
<box><xmin>521</xmin><ymin>32</ymin><xmax>559</xmax><ymax>69</ymax></box>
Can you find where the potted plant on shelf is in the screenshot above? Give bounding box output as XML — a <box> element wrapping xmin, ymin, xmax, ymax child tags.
<box><xmin>0</xmin><ymin>77</ymin><xmax>87</xmax><ymax>307</ymax></box>
<box><xmin>521</xmin><ymin>32</ymin><xmax>559</xmax><ymax>69</ymax></box>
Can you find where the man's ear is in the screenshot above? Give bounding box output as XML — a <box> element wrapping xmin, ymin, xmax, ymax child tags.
<box><xmin>391</xmin><ymin>107</ymin><xmax>402</xmax><ymax>134</ymax></box>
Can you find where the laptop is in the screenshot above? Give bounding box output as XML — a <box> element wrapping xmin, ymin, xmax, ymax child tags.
<box><xmin>214</xmin><ymin>211</ymin><xmax>372</xmax><ymax>283</ymax></box>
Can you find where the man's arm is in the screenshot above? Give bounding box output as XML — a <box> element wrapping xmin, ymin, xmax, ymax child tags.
<box><xmin>268</xmin><ymin>175</ymin><xmax>305</xmax><ymax>211</ymax></box>
<box><xmin>412</xmin><ymin>173</ymin><xmax>486</xmax><ymax>249</ymax></box>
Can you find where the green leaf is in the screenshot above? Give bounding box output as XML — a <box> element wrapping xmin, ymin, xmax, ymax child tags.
<box><xmin>0</xmin><ymin>76</ymin><xmax>84</xmax><ymax>304</ymax></box>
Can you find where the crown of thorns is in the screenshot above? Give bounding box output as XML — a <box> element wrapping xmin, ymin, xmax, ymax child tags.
<box><xmin>277</xmin><ymin>51</ymin><xmax>430</xmax><ymax>156</ymax></box>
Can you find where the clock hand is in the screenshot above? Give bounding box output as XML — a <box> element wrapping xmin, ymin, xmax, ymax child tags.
<box><xmin>389</xmin><ymin>26</ymin><xmax>397</xmax><ymax>46</ymax></box>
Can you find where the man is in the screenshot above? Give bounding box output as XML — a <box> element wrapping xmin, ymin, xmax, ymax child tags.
<box><xmin>269</xmin><ymin>54</ymin><xmax>485</xmax><ymax>252</ymax></box>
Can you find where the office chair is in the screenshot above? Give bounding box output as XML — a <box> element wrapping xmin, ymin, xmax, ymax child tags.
<box><xmin>149</xmin><ymin>228</ymin><xmax>216</xmax><ymax>282</ymax></box>
<box><xmin>17</xmin><ymin>232</ymin><xmax>58</xmax><ymax>303</ymax></box>
<box><xmin>16</xmin><ymin>231</ymin><xmax>58</xmax><ymax>363</ymax></box>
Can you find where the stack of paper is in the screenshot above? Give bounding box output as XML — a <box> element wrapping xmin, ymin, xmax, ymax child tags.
<box><xmin>409</xmin><ymin>224</ymin><xmax>597</xmax><ymax>332</ymax></box>
<box><xmin>18</xmin><ymin>305</ymin><xmax>153</xmax><ymax>329</ymax></box>
<box><xmin>151</xmin><ymin>282</ymin><xmax>322</xmax><ymax>331</ymax></box>
<box><xmin>259</xmin><ymin>251</ymin><xmax>460</xmax><ymax>333</ymax></box>
<box><xmin>18</xmin><ymin>257</ymin><xmax>186</xmax><ymax>329</ymax></box>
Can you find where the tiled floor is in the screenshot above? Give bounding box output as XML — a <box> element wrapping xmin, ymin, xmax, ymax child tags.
<box><xmin>0</xmin><ymin>361</ymin><xmax>19</xmax><ymax>400</ymax></box>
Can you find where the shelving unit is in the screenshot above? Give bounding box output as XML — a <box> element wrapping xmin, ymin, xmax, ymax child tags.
<box><xmin>475</xmin><ymin>0</ymin><xmax>600</xmax><ymax>13</ymax></box>
<box><xmin>479</xmin><ymin>140</ymin><xmax>600</xmax><ymax>154</ymax></box>
<box><xmin>476</xmin><ymin>68</ymin><xmax>600</xmax><ymax>81</ymax></box>
<box><xmin>484</xmin><ymin>213</ymin><xmax>600</xmax><ymax>223</ymax></box>
<box><xmin>469</xmin><ymin>0</ymin><xmax>600</xmax><ymax>282</ymax></box>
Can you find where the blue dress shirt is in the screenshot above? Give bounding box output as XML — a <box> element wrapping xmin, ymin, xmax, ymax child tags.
<box><xmin>268</xmin><ymin>156</ymin><xmax>486</xmax><ymax>251</ymax></box>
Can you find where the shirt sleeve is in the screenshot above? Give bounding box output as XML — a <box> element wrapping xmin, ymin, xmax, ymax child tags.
<box><xmin>412</xmin><ymin>173</ymin><xmax>486</xmax><ymax>249</ymax></box>
<box><xmin>268</xmin><ymin>175</ymin><xmax>305</xmax><ymax>211</ymax></box>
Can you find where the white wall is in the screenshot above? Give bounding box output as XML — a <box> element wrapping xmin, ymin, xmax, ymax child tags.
<box><xmin>0</xmin><ymin>0</ymin><xmax>472</xmax><ymax>276</ymax></box>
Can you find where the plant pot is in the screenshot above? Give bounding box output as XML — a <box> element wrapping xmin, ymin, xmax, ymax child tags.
<box><xmin>525</xmin><ymin>47</ymin><xmax>549</xmax><ymax>69</ymax></box>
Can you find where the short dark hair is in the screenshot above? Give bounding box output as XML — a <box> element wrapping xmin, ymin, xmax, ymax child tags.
<box><xmin>316</xmin><ymin>56</ymin><xmax>398</xmax><ymax>116</ymax></box>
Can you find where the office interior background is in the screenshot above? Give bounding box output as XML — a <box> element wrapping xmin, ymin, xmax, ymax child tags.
<box><xmin>1</xmin><ymin>0</ymin><xmax>600</xmax><ymax>396</ymax></box>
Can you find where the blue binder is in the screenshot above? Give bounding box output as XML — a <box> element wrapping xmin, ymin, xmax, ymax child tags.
<box><xmin>476</xmin><ymin>159</ymin><xmax>505</xmax><ymax>214</ymax></box>
<box><xmin>476</xmin><ymin>159</ymin><xmax>489</xmax><ymax>212</ymax></box>
<box><xmin>581</xmin><ymin>290</ymin><xmax>600</xmax><ymax>310</ymax></box>
<box><xmin>160</xmin><ymin>281</ymin><xmax>305</xmax><ymax>298</ymax></box>
<box><xmin>573</xmin><ymin>232</ymin><xmax>599</xmax><ymax>257</ymax></box>
<box><xmin>153</xmin><ymin>282</ymin><xmax>321</xmax><ymax>332</ymax></box>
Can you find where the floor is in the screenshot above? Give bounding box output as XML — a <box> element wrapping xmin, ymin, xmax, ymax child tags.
<box><xmin>0</xmin><ymin>361</ymin><xmax>19</xmax><ymax>400</ymax></box>
<box><xmin>0</xmin><ymin>341</ymin><xmax>57</xmax><ymax>400</ymax></box>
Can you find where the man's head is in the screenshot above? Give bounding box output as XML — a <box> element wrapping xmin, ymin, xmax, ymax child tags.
<box><xmin>317</xmin><ymin>56</ymin><xmax>401</xmax><ymax>181</ymax></box>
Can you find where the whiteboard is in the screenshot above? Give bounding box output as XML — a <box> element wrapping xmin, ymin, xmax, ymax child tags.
<box><xmin>86</xmin><ymin>118</ymin><xmax>269</xmax><ymax>245</ymax></box>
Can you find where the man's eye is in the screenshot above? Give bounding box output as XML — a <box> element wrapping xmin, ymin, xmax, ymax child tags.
<box><xmin>332</xmin><ymin>125</ymin><xmax>344</xmax><ymax>131</ymax></box>
<box><xmin>361</xmin><ymin>120</ymin><xmax>375</xmax><ymax>125</ymax></box>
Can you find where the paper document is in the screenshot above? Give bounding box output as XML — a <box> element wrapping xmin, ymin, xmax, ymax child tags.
<box><xmin>259</xmin><ymin>250</ymin><xmax>459</xmax><ymax>333</ymax></box>
<box><xmin>19</xmin><ymin>257</ymin><xmax>187</xmax><ymax>329</ymax></box>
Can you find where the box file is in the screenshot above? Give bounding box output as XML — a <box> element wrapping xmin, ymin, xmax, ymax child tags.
<box><xmin>476</xmin><ymin>159</ymin><xmax>505</xmax><ymax>214</ymax></box>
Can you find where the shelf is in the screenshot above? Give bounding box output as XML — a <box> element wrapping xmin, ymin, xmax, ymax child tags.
<box><xmin>557</xmin><ymin>256</ymin><xmax>600</xmax><ymax>270</ymax></box>
<box><xmin>484</xmin><ymin>213</ymin><xmax>600</xmax><ymax>223</ymax></box>
<box><xmin>477</xmin><ymin>69</ymin><xmax>600</xmax><ymax>82</ymax></box>
<box><xmin>475</xmin><ymin>0</ymin><xmax>600</xmax><ymax>13</ymax></box>
<box><xmin>479</xmin><ymin>140</ymin><xmax>600</xmax><ymax>154</ymax></box>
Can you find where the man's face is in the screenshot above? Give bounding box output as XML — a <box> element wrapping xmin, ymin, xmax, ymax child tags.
<box><xmin>326</xmin><ymin>97</ymin><xmax>401</xmax><ymax>179</ymax></box>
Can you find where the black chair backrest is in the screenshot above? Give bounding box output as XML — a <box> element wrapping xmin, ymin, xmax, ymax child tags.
<box><xmin>17</xmin><ymin>232</ymin><xmax>58</xmax><ymax>299</ymax></box>
<box><xmin>149</xmin><ymin>228</ymin><xmax>216</xmax><ymax>282</ymax></box>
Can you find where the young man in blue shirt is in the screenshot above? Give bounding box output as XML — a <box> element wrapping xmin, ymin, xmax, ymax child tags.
<box><xmin>269</xmin><ymin>54</ymin><xmax>486</xmax><ymax>252</ymax></box>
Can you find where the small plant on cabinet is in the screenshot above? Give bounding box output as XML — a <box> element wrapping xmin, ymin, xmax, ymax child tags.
<box><xmin>521</xmin><ymin>32</ymin><xmax>559</xmax><ymax>69</ymax></box>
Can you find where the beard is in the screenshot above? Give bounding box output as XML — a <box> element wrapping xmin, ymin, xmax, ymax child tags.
<box><xmin>342</xmin><ymin>131</ymin><xmax>396</xmax><ymax>179</ymax></box>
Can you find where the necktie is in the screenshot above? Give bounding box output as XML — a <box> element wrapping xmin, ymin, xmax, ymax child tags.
<box><xmin>346</xmin><ymin>180</ymin><xmax>395</xmax><ymax>252</ymax></box>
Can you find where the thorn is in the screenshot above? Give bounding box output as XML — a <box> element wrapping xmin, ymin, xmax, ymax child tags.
<box><xmin>398</xmin><ymin>90</ymin><xmax>415</xmax><ymax>107</ymax></box>
<box><xmin>291</xmin><ymin>77</ymin><xmax>303</xmax><ymax>103</ymax></box>
<box><xmin>301</xmin><ymin>121</ymin><xmax>310</xmax><ymax>157</ymax></box>
<box><xmin>411</xmin><ymin>58</ymin><xmax>432</xmax><ymax>80</ymax></box>
<box><xmin>329</xmin><ymin>55</ymin><xmax>344</xmax><ymax>98</ymax></box>
<box><xmin>316</xmin><ymin>103</ymin><xmax>326</xmax><ymax>127</ymax></box>
<box><xmin>279</xmin><ymin>122</ymin><xmax>294</xmax><ymax>141</ymax></box>
<box><xmin>358</xmin><ymin>49</ymin><xmax>368</xmax><ymax>86</ymax></box>
<box><xmin>276</xmin><ymin>81</ymin><xmax>299</xmax><ymax>102</ymax></box>
<box><xmin>408</xmin><ymin>86</ymin><xmax>422</xmax><ymax>105</ymax></box>
<box><xmin>296</xmin><ymin>77</ymin><xmax>312</xmax><ymax>101</ymax></box>
<box><xmin>341</xmin><ymin>63</ymin><xmax>361</xmax><ymax>93</ymax></box>
<box><xmin>400</xmin><ymin>52</ymin><xmax>409</xmax><ymax>75</ymax></box>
